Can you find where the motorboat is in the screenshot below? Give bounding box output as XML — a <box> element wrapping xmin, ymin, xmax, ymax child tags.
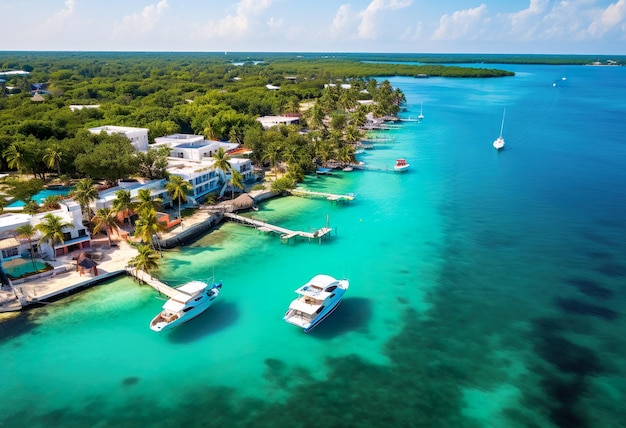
<box><xmin>343</xmin><ymin>166</ymin><xmax>354</xmax><ymax>172</ymax></box>
<box><xmin>283</xmin><ymin>274</ymin><xmax>349</xmax><ymax>332</ymax></box>
<box><xmin>493</xmin><ymin>108</ymin><xmax>506</xmax><ymax>150</ymax></box>
<box><xmin>150</xmin><ymin>280</ymin><xmax>222</xmax><ymax>332</ymax></box>
<box><xmin>394</xmin><ymin>158</ymin><xmax>410</xmax><ymax>172</ymax></box>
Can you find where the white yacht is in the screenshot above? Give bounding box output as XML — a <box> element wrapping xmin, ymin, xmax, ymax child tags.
<box><xmin>150</xmin><ymin>280</ymin><xmax>222</xmax><ymax>332</ymax></box>
<box><xmin>283</xmin><ymin>274</ymin><xmax>349</xmax><ymax>332</ymax></box>
<box><xmin>493</xmin><ymin>108</ymin><xmax>506</xmax><ymax>150</ymax></box>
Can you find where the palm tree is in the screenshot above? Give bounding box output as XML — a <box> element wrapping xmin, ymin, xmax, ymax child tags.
<box><xmin>134</xmin><ymin>207</ymin><xmax>166</xmax><ymax>255</ymax></box>
<box><xmin>23</xmin><ymin>200</ymin><xmax>40</xmax><ymax>216</ymax></box>
<box><xmin>135</xmin><ymin>188</ymin><xmax>162</xmax><ymax>214</ymax></box>
<box><xmin>15</xmin><ymin>224</ymin><xmax>38</xmax><ymax>270</ymax></box>
<box><xmin>228</xmin><ymin>170</ymin><xmax>244</xmax><ymax>200</ymax></box>
<box><xmin>70</xmin><ymin>178</ymin><xmax>99</xmax><ymax>222</ymax></box>
<box><xmin>212</xmin><ymin>147</ymin><xmax>232</xmax><ymax>197</ymax></box>
<box><xmin>262</xmin><ymin>142</ymin><xmax>282</xmax><ymax>175</ymax></box>
<box><xmin>42</xmin><ymin>142</ymin><xmax>63</xmax><ymax>176</ymax></box>
<box><xmin>128</xmin><ymin>244</ymin><xmax>160</xmax><ymax>280</ymax></box>
<box><xmin>2</xmin><ymin>144</ymin><xmax>30</xmax><ymax>175</ymax></box>
<box><xmin>164</xmin><ymin>175</ymin><xmax>192</xmax><ymax>227</ymax></box>
<box><xmin>112</xmin><ymin>189</ymin><xmax>134</xmax><ymax>225</ymax></box>
<box><xmin>91</xmin><ymin>207</ymin><xmax>123</xmax><ymax>248</ymax></box>
<box><xmin>35</xmin><ymin>213</ymin><xmax>74</xmax><ymax>261</ymax></box>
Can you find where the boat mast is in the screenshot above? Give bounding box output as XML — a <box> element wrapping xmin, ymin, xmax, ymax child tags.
<box><xmin>499</xmin><ymin>108</ymin><xmax>506</xmax><ymax>138</ymax></box>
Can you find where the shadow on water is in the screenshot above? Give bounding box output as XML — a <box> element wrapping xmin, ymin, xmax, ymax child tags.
<box><xmin>308</xmin><ymin>297</ymin><xmax>372</xmax><ymax>339</ymax></box>
<box><xmin>566</xmin><ymin>277</ymin><xmax>614</xmax><ymax>299</ymax></box>
<box><xmin>166</xmin><ymin>301</ymin><xmax>239</xmax><ymax>344</ymax></box>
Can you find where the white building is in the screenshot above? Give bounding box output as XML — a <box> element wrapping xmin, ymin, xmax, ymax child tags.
<box><xmin>70</xmin><ymin>104</ymin><xmax>100</xmax><ymax>112</ymax></box>
<box><xmin>153</xmin><ymin>134</ymin><xmax>238</xmax><ymax>161</ymax></box>
<box><xmin>88</xmin><ymin>125</ymin><xmax>149</xmax><ymax>152</ymax></box>
<box><xmin>94</xmin><ymin>179</ymin><xmax>170</xmax><ymax>211</ymax></box>
<box><xmin>256</xmin><ymin>115</ymin><xmax>300</xmax><ymax>129</ymax></box>
<box><xmin>0</xmin><ymin>201</ymin><xmax>91</xmax><ymax>263</ymax></box>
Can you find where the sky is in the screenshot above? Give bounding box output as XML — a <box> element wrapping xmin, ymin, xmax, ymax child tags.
<box><xmin>2</xmin><ymin>0</ymin><xmax>625</xmax><ymax>54</ymax></box>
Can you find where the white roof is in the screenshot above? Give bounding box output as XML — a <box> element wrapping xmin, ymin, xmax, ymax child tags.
<box><xmin>177</xmin><ymin>280</ymin><xmax>208</xmax><ymax>296</ymax></box>
<box><xmin>289</xmin><ymin>299</ymin><xmax>319</xmax><ymax>315</ymax></box>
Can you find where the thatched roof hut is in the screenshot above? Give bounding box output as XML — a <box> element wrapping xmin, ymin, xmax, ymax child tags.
<box><xmin>230</xmin><ymin>193</ymin><xmax>256</xmax><ymax>211</ymax></box>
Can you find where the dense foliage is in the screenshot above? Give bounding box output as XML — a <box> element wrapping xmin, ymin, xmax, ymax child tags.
<box><xmin>0</xmin><ymin>52</ymin><xmax>515</xmax><ymax>182</ymax></box>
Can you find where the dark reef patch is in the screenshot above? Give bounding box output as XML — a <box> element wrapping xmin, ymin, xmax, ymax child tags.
<box><xmin>122</xmin><ymin>377</ymin><xmax>140</xmax><ymax>386</ymax></box>
<box><xmin>555</xmin><ymin>297</ymin><xmax>617</xmax><ymax>321</ymax></box>
<box><xmin>566</xmin><ymin>278</ymin><xmax>613</xmax><ymax>299</ymax></box>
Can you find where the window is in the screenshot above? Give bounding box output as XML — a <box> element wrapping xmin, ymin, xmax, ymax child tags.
<box><xmin>1</xmin><ymin>247</ymin><xmax>18</xmax><ymax>258</ymax></box>
<box><xmin>63</xmin><ymin>232</ymin><xmax>72</xmax><ymax>241</ymax></box>
<box><xmin>78</xmin><ymin>229</ymin><xmax>87</xmax><ymax>237</ymax></box>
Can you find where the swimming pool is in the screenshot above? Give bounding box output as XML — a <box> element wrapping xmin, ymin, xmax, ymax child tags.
<box><xmin>7</xmin><ymin>186</ymin><xmax>72</xmax><ymax>208</ymax></box>
<box><xmin>3</xmin><ymin>258</ymin><xmax>52</xmax><ymax>279</ymax></box>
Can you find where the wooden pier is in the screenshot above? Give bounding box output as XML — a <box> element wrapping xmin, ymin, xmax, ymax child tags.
<box><xmin>126</xmin><ymin>268</ymin><xmax>189</xmax><ymax>300</ymax></box>
<box><xmin>224</xmin><ymin>213</ymin><xmax>332</xmax><ymax>243</ymax></box>
<box><xmin>291</xmin><ymin>189</ymin><xmax>356</xmax><ymax>203</ymax></box>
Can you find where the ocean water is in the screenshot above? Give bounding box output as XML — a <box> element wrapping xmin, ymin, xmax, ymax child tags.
<box><xmin>2</xmin><ymin>62</ymin><xmax>625</xmax><ymax>428</ymax></box>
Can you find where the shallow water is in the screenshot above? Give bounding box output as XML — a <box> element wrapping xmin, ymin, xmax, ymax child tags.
<box><xmin>1</xmin><ymin>62</ymin><xmax>625</xmax><ymax>428</ymax></box>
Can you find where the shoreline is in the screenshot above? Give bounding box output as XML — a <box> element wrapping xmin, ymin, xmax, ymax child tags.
<box><xmin>0</xmin><ymin>189</ymin><xmax>277</xmax><ymax>314</ymax></box>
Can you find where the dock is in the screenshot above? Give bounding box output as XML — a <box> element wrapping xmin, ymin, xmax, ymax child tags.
<box><xmin>224</xmin><ymin>213</ymin><xmax>332</xmax><ymax>243</ymax></box>
<box><xmin>126</xmin><ymin>268</ymin><xmax>189</xmax><ymax>300</ymax></box>
<box><xmin>291</xmin><ymin>189</ymin><xmax>357</xmax><ymax>202</ymax></box>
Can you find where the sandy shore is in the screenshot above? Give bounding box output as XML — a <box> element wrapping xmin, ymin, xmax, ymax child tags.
<box><xmin>0</xmin><ymin>190</ymin><xmax>274</xmax><ymax>313</ymax></box>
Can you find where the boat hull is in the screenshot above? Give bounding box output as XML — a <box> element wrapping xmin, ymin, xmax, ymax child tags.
<box><xmin>150</xmin><ymin>283</ymin><xmax>221</xmax><ymax>332</ymax></box>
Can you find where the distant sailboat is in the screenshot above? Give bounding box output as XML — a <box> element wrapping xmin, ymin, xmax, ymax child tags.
<box><xmin>493</xmin><ymin>108</ymin><xmax>505</xmax><ymax>150</ymax></box>
<box><xmin>418</xmin><ymin>103</ymin><xmax>424</xmax><ymax>120</ymax></box>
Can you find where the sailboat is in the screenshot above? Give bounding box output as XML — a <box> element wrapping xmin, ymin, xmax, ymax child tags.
<box><xmin>418</xmin><ymin>103</ymin><xmax>424</xmax><ymax>120</ymax></box>
<box><xmin>493</xmin><ymin>108</ymin><xmax>505</xmax><ymax>150</ymax></box>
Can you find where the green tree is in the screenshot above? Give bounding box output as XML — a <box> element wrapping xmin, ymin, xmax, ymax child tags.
<box><xmin>70</xmin><ymin>178</ymin><xmax>99</xmax><ymax>222</ymax></box>
<box><xmin>135</xmin><ymin>188</ymin><xmax>162</xmax><ymax>213</ymax></box>
<box><xmin>91</xmin><ymin>207</ymin><xmax>123</xmax><ymax>248</ymax></box>
<box><xmin>2</xmin><ymin>177</ymin><xmax>44</xmax><ymax>205</ymax></box>
<box><xmin>42</xmin><ymin>142</ymin><xmax>64</xmax><ymax>176</ymax></box>
<box><xmin>15</xmin><ymin>224</ymin><xmax>38</xmax><ymax>271</ymax></box>
<box><xmin>112</xmin><ymin>189</ymin><xmax>134</xmax><ymax>225</ymax></box>
<box><xmin>228</xmin><ymin>170</ymin><xmax>244</xmax><ymax>200</ymax></box>
<box><xmin>35</xmin><ymin>213</ymin><xmax>74</xmax><ymax>261</ymax></box>
<box><xmin>128</xmin><ymin>244</ymin><xmax>160</xmax><ymax>279</ymax></box>
<box><xmin>3</xmin><ymin>143</ymin><xmax>31</xmax><ymax>175</ymax></box>
<box><xmin>134</xmin><ymin>207</ymin><xmax>166</xmax><ymax>254</ymax></box>
<box><xmin>164</xmin><ymin>175</ymin><xmax>192</xmax><ymax>226</ymax></box>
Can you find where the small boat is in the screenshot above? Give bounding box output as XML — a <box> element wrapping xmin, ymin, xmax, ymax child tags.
<box><xmin>150</xmin><ymin>280</ymin><xmax>222</xmax><ymax>332</ymax></box>
<box><xmin>316</xmin><ymin>167</ymin><xmax>333</xmax><ymax>176</ymax></box>
<box><xmin>394</xmin><ymin>158</ymin><xmax>410</xmax><ymax>172</ymax></box>
<box><xmin>418</xmin><ymin>103</ymin><xmax>424</xmax><ymax>120</ymax></box>
<box><xmin>283</xmin><ymin>274</ymin><xmax>349</xmax><ymax>332</ymax></box>
<box><xmin>343</xmin><ymin>166</ymin><xmax>354</xmax><ymax>172</ymax></box>
<box><xmin>493</xmin><ymin>108</ymin><xmax>506</xmax><ymax>150</ymax></box>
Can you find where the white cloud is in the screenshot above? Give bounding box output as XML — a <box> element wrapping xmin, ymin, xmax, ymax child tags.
<box><xmin>199</xmin><ymin>0</ymin><xmax>273</xmax><ymax>39</ymax></box>
<box><xmin>44</xmin><ymin>0</ymin><xmax>76</xmax><ymax>28</ymax></box>
<box><xmin>119</xmin><ymin>0</ymin><xmax>169</xmax><ymax>34</ymax></box>
<box><xmin>331</xmin><ymin>4</ymin><xmax>353</xmax><ymax>36</ymax></box>
<box><xmin>587</xmin><ymin>0</ymin><xmax>626</xmax><ymax>37</ymax></box>
<box><xmin>358</xmin><ymin>0</ymin><xmax>413</xmax><ymax>39</ymax></box>
<box><xmin>431</xmin><ymin>4</ymin><xmax>488</xmax><ymax>40</ymax></box>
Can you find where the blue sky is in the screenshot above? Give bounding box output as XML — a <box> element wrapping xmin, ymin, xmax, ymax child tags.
<box><xmin>3</xmin><ymin>0</ymin><xmax>625</xmax><ymax>54</ymax></box>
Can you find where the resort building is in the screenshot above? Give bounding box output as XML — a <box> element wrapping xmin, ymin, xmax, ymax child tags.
<box><xmin>88</xmin><ymin>125</ymin><xmax>149</xmax><ymax>152</ymax></box>
<box><xmin>70</xmin><ymin>104</ymin><xmax>100</xmax><ymax>112</ymax></box>
<box><xmin>152</xmin><ymin>134</ymin><xmax>253</xmax><ymax>202</ymax></box>
<box><xmin>256</xmin><ymin>115</ymin><xmax>300</xmax><ymax>129</ymax></box>
<box><xmin>94</xmin><ymin>179</ymin><xmax>170</xmax><ymax>212</ymax></box>
<box><xmin>0</xmin><ymin>201</ymin><xmax>91</xmax><ymax>264</ymax></box>
<box><xmin>153</xmin><ymin>134</ymin><xmax>237</xmax><ymax>161</ymax></box>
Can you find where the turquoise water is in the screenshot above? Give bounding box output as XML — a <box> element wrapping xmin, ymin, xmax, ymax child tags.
<box><xmin>4</xmin><ymin>259</ymin><xmax>50</xmax><ymax>279</ymax></box>
<box><xmin>1</xmin><ymin>63</ymin><xmax>625</xmax><ymax>427</ymax></box>
<box><xmin>7</xmin><ymin>187</ymin><xmax>72</xmax><ymax>208</ymax></box>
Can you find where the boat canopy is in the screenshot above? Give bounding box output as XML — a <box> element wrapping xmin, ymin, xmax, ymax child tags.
<box><xmin>289</xmin><ymin>300</ymin><xmax>321</xmax><ymax>315</ymax></box>
<box><xmin>163</xmin><ymin>299</ymin><xmax>187</xmax><ymax>312</ymax></box>
<box><xmin>177</xmin><ymin>280</ymin><xmax>208</xmax><ymax>296</ymax></box>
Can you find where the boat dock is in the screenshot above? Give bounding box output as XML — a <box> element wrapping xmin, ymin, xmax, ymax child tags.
<box><xmin>126</xmin><ymin>268</ymin><xmax>188</xmax><ymax>300</ymax></box>
<box><xmin>291</xmin><ymin>189</ymin><xmax>356</xmax><ymax>203</ymax></box>
<box><xmin>224</xmin><ymin>213</ymin><xmax>333</xmax><ymax>243</ymax></box>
